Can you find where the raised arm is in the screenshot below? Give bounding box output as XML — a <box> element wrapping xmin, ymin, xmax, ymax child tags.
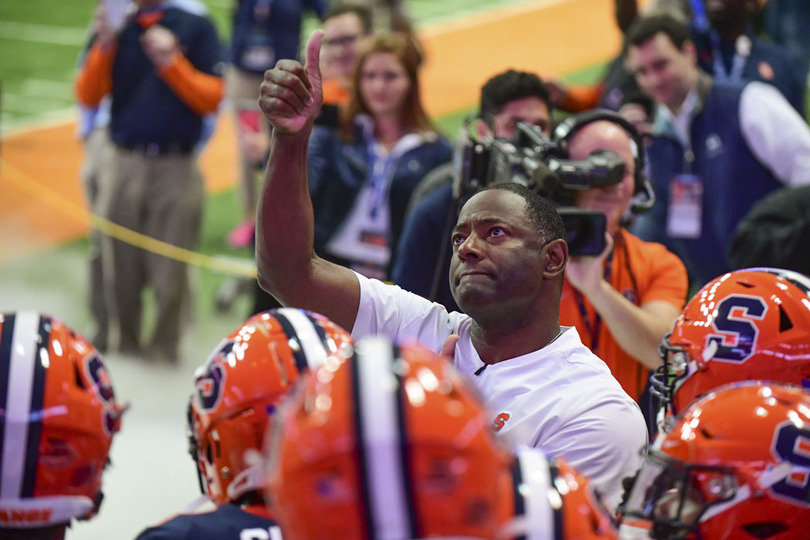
<box><xmin>255</xmin><ymin>30</ymin><xmax>360</xmax><ymax>332</ymax></box>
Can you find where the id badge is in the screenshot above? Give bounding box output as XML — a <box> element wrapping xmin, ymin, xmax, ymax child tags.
<box><xmin>666</xmin><ymin>174</ymin><xmax>703</xmax><ymax>238</ymax></box>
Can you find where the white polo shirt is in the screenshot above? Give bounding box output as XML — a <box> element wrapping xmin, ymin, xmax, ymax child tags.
<box><xmin>352</xmin><ymin>272</ymin><xmax>647</xmax><ymax>512</ymax></box>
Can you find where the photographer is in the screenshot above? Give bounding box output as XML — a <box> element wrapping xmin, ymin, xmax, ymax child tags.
<box><xmin>558</xmin><ymin>111</ymin><xmax>687</xmax><ymax>406</ymax></box>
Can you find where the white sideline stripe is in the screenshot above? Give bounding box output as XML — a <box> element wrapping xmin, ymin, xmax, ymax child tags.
<box><xmin>420</xmin><ymin>0</ymin><xmax>571</xmax><ymax>38</ymax></box>
<box><xmin>0</xmin><ymin>21</ymin><xmax>88</xmax><ymax>46</ymax></box>
<box><xmin>0</xmin><ymin>311</ymin><xmax>38</xmax><ymax>499</ymax></box>
<box><xmin>3</xmin><ymin>93</ymin><xmax>74</xmax><ymax>114</ymax></box>
<box><xmin>22</xmin><ymin>79</ymin><xmax>75</xmax><ymax>97</ymax></box>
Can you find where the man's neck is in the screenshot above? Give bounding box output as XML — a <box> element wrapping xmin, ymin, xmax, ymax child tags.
<box><xmin>470</xmin><ymin>318</ymin><xmax>562</xmax><ymax>365</ymax></box>
<box><xmin>714</xmin><ymin>20</ymin><xmax>747</xmax><ymax>44</ymax></box>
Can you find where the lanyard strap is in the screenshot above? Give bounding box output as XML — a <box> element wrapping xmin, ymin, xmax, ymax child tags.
<box><xmin>367</xmin><ymin>141</ymin><xmax>395</xmax><ymax>219</ymax></box>
<box><xmin>573</xmin><ymin>246</ymin><xmax>615</xmax><ymax>353</ymax></box>
<box><xmin>711</xmin><ymin>31</ymin><xmax>750</xmax><ymax>83</ymax></box>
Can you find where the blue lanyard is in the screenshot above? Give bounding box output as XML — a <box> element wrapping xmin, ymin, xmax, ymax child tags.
<box><xmin>573</xmin><ymin>244</ymin><xmax>616</xmax><ymax>354</ymax></box>
<box><xmin>367</xmin><ymin>142</ymin><xmax>395</xmax><ymax>219</ymax></box>
<box><xmin>710</xmin><ymin>31</ymin><xmax>750</xmax><ymax>83</ymax></box>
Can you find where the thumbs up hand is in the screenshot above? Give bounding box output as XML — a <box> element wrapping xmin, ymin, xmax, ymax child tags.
<box><xmin>258</xmin><ymin>30</ymin><xmax>324</xmax><ymax>135</ymax></box>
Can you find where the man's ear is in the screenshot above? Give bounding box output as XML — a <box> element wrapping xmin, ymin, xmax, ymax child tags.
<box><xmin>683</xmin><ymin>40</ymin><xmax>697</xmax><ymax>66</ymax></box>
<box><xmin>543</xmin><ymin>238</ymin><xmax>568</xmax><ymax>278</ymax></box>
<box><xmin>474</xmin><ymin>118</ymin><xmax>493</xmax><ymax>139</ymax></box>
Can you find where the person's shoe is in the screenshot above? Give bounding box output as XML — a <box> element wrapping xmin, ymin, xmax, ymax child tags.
<box><xmin>227</xmin><ymin>219</ymin><xmax>255</xmax><ymax>249</ymax></box>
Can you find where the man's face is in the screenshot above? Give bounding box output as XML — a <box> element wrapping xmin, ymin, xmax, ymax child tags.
<box><xmin>322</xmin><ymin>13</ymin><xmax>370</xmax><ymax>81</ymax></box>
<box><xmin>449</xmin><ymin>190</ymin><xmax>545</xmax><ymax>317</ymax></box>
<box><xmin>626</xmin><ymin>33</ymin><xmax>697</xmax><ymax>112</ymax></box>
<box><xmin>490</xmin><ymin>96</ymin><xmax>552</xmax><ymax>138</ymax></box>
<box><xmin>704</xmin><ymin>0</ymin><xmax>750</xmax><ymax>28</ymax></box>
<box><xmin>568</xmin><ymin>121</ymin><xmax>636</xmax><ymax>233</ymax></box>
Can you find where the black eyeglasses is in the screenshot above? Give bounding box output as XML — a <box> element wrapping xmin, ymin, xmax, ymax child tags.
<box><xmin>323</xmin><ymin>34</ymin><xmax>361</xmax><ymax>48</ymax></box>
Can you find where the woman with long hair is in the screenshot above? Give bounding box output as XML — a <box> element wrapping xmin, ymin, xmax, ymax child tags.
<box><xmin>307</xmin><ymin>32</ymin><xmax>452</xmax><ymax>281</ymax></box>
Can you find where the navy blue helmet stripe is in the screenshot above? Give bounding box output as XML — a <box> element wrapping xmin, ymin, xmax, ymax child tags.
<box><xmin>549</xmin><ymin>462</ymin><xmax>565</xmax><ymax>540</ymax></box>
<box><xmin>303</xmin><ymin>311</ymin><xmax>330</xmax><ymax>351</ymax></box>
<box><xmin>392</xmin><ymin>343</ymin><xmax>419</xmax><ymax>539</ymax></box>
<box><xmin>349</xmin><ymin>348</ymin><xmax>376</xmax><ymax>539</ymax></box>
<box><xmin>511</xmin><ymin>456</ymin><xmax>527</xmax><ymax>540</ymax></box>
<box><xmin>273</xmin><ymin>311</ymin><xmax>310</xmax><ymax>374</ymax></box>
<box><xmin>21</xmin><ymin>314</ymin><xmax>50</xmax><ymax>497</ymax></box>
<box><xmin>0</xmin><ymin>312</ymin><xmax>17</xmax><ymax>479</ymax></box>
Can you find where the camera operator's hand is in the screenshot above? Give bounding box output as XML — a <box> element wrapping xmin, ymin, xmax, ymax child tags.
<box><xmin>259</xmin><ymin>30</ymin><xmax>323</xmax><ymax>135</ymax></box>
<box><xmin>565</xmin><ymin>233</ymin><xmax>614</xmax><ymax>297</ymax></box>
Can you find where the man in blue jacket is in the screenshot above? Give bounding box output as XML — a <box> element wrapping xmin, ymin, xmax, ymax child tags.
<box><xmin>624</xmin><ymin>13</ymin><xmax>810</xmax><ymax>289</ymax></box>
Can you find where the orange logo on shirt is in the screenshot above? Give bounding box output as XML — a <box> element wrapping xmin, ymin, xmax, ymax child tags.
<box><xmin>493</xmin><ymin>413</ymin><xmax>510</xmax><ymax>432</ymax></box>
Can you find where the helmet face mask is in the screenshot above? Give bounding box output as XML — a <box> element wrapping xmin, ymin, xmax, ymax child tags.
<box><xmin>623</xmin><ymin>451</ymin><xmax>738</xmax><ymax>539</ymax></box>
<box><xmin>651</xmin><ymin>333</ymin><xmax>695</xmax><ymax>420</ymax></box>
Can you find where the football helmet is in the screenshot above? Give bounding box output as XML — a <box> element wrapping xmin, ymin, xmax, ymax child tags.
<box><xmin>498</xmin><ymin>447</ymin><xmax>618</xmax><ymax>539</ymax></box>
<box><xmin>652</xmin><ymin>267</ymin><xmax>810</xmax><ymax>424</ymax></box>
<box><xmin>266</xmin><ymin>335</ymin><xmax>513</xmax><ymax>539</ymax></box>
<box><xmin>621</xmin><ymin>382</ymin><xmax>810</xmax><ymax>540</ymax></box>
<box><xmin>0</xmin><ymin>311</ymin><xmax>124</xmax><ymax>529</ymax></box>
<box><xmin>188</xmin><ymin>308</ymin><xmax>352</xmax><ymax>505</ymax></box>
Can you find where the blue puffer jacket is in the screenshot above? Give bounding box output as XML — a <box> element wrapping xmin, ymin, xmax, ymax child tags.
<box><xmin>307</xmin><ymin>118</ymin><xmax>453</xmax><ymax>272</ymax></box>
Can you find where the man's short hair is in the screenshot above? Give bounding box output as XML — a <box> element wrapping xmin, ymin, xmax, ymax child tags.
<box><xmin>323</xmin><ymin>3</ymin><xmax>373</xmax><ymax>34</ymax></box>
<box><xmin>625</xmin><ymin>13</ymin><xmax>692</xmax><ymax>50</ymax></box>
<box><xmin>479</xmin><ymin>70</ymin><xmax>551</xmax><ymax>121</ymax></box>
<box><xmin>480</xmin><ymin>182</ymin><xmax>566</xmax><ymax>245</ymax></box>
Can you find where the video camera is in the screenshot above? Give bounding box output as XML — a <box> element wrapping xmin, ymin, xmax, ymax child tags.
<box><xmin>456</xmin><ymin>122</ymin><xmax>625</xmax><ymax>255</ymax></box>
<box><xmin>455</xmin><ymin>120</ymin><xmax>626</xmax><ymax>256</ymax></box>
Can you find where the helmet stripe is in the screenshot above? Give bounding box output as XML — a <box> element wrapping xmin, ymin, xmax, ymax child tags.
<box><xmin>510</xmin><ymin>455</ymin><xmax>528</xmax><ymax>540</ymax></box>
<box><xmin>301</xmin><ymin>311</ymin><xmax>330</xmax><ymax>351</ymax></box>
<box><xmin>21</xmin><ymin>315</ymin><xmax>50</xmax><ymax>497</ymax></box>
<box><xmin>514</xmin><ymin>449</ymin><xmax>555</xmax><ymax>540</ymax></box>
<box><xmin>548</xmin><ymin>462</ymin><xmax>565</xmax><ymax>540</ymax></box>
<box><xmin>351</xmin><ymin>337</ymin><xmax>417</xmax><ymax>539</ymax></box>
<box><xmin>0</xmin><ymin>312</ymin><xmax>17</xmax><ymax>487</ymax></box>
<box><xmin>751</xmin><ymin>268</ymin><xmax>810</xmax><ymax>295</ymax></box>
<box><xmin>0</xmin><ymin>311</ymin><xmax>43</xmax><ymax>499</ymax></box>
<box><xmin>274</xmin><ymin>309</ymin><xmax>328</xmax><ymax>373</ymax></box>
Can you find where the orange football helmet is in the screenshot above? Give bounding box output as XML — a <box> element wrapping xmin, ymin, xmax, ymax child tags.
<box><xmin>498</xmin><ymin>447</ymin><xmax>618</xmax><ymax>539</ymax></box>
<box><xmin>621</xmin><ymin>382</ymin><xmax>810</xmax><ymax>540</ymax></box>
<box><xmin>266</xmin><ymin>336</ymin><xmax>513</xmax><ymax>539</ymax></box>
<box><xmin>188</xmin><ymin>308</ymin><xmax>352</xmax><ymax>505</ymax></box>
<box><xmin>0</xmin><ymin>311</ymin><xmax>124</xmax><ymax>529</ymax></box>
<box><xmin>652</xmin><ymin>268</ymin><xmax>810</xmax><ymax>425</ymax></box>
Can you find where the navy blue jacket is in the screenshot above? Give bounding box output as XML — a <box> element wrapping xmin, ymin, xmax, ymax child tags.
<box><xmin>307</xmin><ymin>123</ymin><xmax>452</xmax><ymax>275</ymax></box>
<box><xmin>110</xmin><ymin>5</ymin><xmax>223</xmax><ymax>147</ymax></box>
<box><xmin>629</xmin><ymin>79</ymin><xmax>782</xmax><ymax>289</ymax></box>
<box><xmin>694</xmin><ymin>29</ymin><xmax>806</xmax><ymax>115</ymax></box>
<box><xmin>230</xmin><ymin>0</ymin><xmax>326</xmax><ymax>74</ymax></box>
<box><xmin>391</xmin><ymin>170</ymin><xmax>460</xmax><ymax>311</ymax></box>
